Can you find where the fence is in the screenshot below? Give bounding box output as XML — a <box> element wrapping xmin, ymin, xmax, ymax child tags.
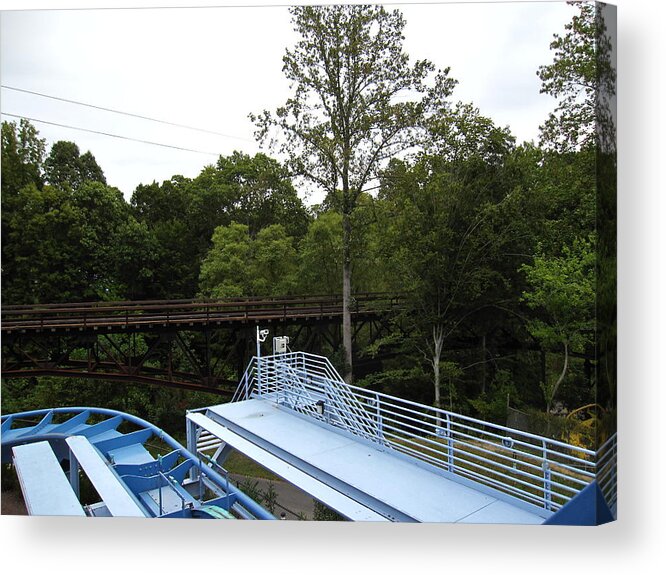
<box><xmin>234</xmin><ymin>351</ymin><xmax>615</xmax><ymax>513</ymax></box>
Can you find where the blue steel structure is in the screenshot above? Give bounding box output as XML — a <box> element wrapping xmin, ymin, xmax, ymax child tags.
<box><xmin>187</xmin><ymin>345</ymin><xmax>617</xmax><ymax>524</ymax></box>
<box><xmin>1</xmin><ymin>407</ymin><xmax>274</xmax><ymax>520</ymax></box>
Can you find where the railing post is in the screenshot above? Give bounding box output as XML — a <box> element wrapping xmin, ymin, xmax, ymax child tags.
<box><xmin>543</xmin><ymin>441</ymin><xmax>552</xmax><ymax>510</ymax></box>
<box><xmin>158</xmin><ymin>454</ymin><xmax>163</xmax><ymax>516</ymax></box>
<box><xmin>186</xmin><ymin>416</ymin><xmax>198</xmax><ymax>482</ymax></box>
<box><xmin>374</xmin><ymin>394</ymin><xmax>384</xmax><ymax>445</ymax></box>
<box><xmin>446</xmin><ymin>415</ymin><xmax>454</xmax><ymax>473</ymax></box>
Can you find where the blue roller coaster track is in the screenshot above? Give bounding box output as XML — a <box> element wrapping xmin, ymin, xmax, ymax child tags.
<box><xmin>1</xmin><ymin>407</ymin><xmax>274</xmax><ymax>520</ymax></box>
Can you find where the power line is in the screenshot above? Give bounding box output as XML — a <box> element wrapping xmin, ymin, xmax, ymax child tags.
<box><xmin>1</xmin><ymin>112</ymin><xmax>220</xmax><ymax>156</ymax></box>
<box><xmin>1</xmin><ymin>85</ymin><xmax>254</xmax><ymax>143</ymax></box>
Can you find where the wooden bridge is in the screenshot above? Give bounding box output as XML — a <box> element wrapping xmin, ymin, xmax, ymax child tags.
<box><xmin>1</xmin><ymin>293</ymin><xmax>404</xmax><ymax>394</ymax></box>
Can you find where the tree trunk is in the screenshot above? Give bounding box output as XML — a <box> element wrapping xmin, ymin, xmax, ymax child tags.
<box><xmin>342</xmin><ymin>211</ymin><xmax>353</xmax><ymax>383</ymax></box>
<box><xmin>433</xmin><ymin>356</ymin><xmax>441</xmax><ymax>410</ymax></box>
<box><xmin>431</xmin><ymin>324</ymin><xmax>444</xmax><ymax>424</ymax></box>
<box><xmin>546</xmin><ymin>339</ymin><xmax>569</xmax><ymax>416</ymax></box>
<box><xmin>481</xmin><ymin>334</ymin><xmax>487</xmax><ymax>394</ymax></box>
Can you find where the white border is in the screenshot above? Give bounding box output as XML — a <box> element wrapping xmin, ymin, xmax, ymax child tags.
<box><xmin>2</xmin><ymin>0</ymin><xmax>664</xmax><ymax>572</ymax></box>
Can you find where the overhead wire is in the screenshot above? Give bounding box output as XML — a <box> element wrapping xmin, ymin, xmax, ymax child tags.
<box><xmin>1</xmin><ymin>85</ymin><xmax>254</xmax><ymax>142</ymax></box>
<box><xmin>1</xmin><ymin>112</ymin><xmax>220</xmax><ymax>156</ymax></box>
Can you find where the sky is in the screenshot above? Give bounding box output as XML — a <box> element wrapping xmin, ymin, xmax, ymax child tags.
<box><xmin>0</xmin><ymin>1</ymin><xmax>578</xmax><ymax>203</ymax></box>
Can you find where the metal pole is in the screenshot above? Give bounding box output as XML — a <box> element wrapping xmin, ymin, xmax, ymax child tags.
<box><xmin>257</xmin><ymin>326</ymin><xmax>262</xmax><ymax>396</ymax></box>
<box><xmin>256</xmin><ymin>327</ymin><xmax>268</xmax><ymax>396</ymax></box>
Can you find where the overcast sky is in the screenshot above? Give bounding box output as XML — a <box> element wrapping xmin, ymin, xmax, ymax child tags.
<box><xmin>1</xmin><ymin>1</ymin><xmax>578</xmax><ymax>203</ymax></box>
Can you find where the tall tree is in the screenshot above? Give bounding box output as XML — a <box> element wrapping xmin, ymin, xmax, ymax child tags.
<box><xmin>537</xmin><ymin>1</ymin><xmax>615</xmax><ymax>154</ymax></box>
<box><xmin>520</xmin><ymin>235</ymin><xmax>596</xmax><ymax>414</ymax></box>
<box><xmin>373</xmin><ymin>105</ymin><xmax>517</xmax><ymax>412</ymax></box>
<box><xmin>252</xmin><ymin>4</ymin><xmax>456</xmax><ymax>381</ymax></box>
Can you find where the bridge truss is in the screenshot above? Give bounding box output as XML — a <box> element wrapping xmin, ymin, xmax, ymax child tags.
<box><xmin>1</xmin><ymin>293</ymin><xmax>404</xmax><ymax>395</ymax></box>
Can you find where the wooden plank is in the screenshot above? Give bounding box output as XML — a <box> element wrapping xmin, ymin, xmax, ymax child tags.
<box><xmin>12</xmin><ymin>441</ymin><xmax>85</xmax><ymax>517</ymax></box>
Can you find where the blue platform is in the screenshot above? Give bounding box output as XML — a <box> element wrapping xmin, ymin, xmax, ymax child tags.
<box><xmin>187</xmin><ymin>350</ymin><xmax>618</xmax><ymax>525</ymax></box>
<box><xmin>189</xmin><ymin>398</ymin><xmax>546</xmax><ymax>523</ymax></box>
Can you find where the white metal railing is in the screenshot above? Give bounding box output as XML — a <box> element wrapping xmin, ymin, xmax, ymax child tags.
<box><xmin>234</xmin><ymin>351</ymin><xmax>613</xmax><ymax>513</ymax></box>
<box><xmin>596</xmin><ymin>432</ymin><xmax>618</xmax><ymax>514</ymax></box>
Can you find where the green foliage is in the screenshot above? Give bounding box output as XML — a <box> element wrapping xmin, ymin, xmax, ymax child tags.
<box><xmin>521</xmin><ymin>235</ymin><xmax>595</xmax><ymax>349</ymax></box>
<box><xmin>1</xmin><ymin>179</ymin><xmax>152</xmax><ymax>303</ymax></box>
<box><xmin>372</xmin><ymin>110</ymin><xmax>518</xmax><ymax>406</ymax></box>
<box><xmin>131</xmin><ymin>153</ymin><xmax>308</xmax><ymax>299</ymax></box>
<box><xmin>297</xmin><ymin>211</ymin><xmax>343</xmax><ymax>295</ymax></box>
<box><xmin>199</xmin><ymin>222</ymin><xmax>298</xmax><ymax>298</ymax></box>
<box><xmin>199</xmin><ymin>222</ymin><xmax>253</xmax><ymax>298</ymax></box>
<box><xmin>313</xmin><ymin>500</ymin><xmax>345</xmax><ymax>521</ymax></box>
<box><xmin>537</xmin><ymin>1</ymin><xmax>615</xmax><ymax>153</ymax></box>
<box><xmin>1</xmin><ymin>119</ymin><xmax>45</xmax><ymax>196</ymax></box>
<box><xmin>468</xmin><ymin>369</ymin><xmax>517</xmax><ymax>424</ymax></box>
<box><xmin>520</xmin><ymin>234</ymin><xmax>596</xmax><ymax>412</ymax></box>
<box><xmin>355</xmin><ymin>367</ymin><xmax>430</xmax><ymax>404</ymax></box>
<box><xmin>43</xmin><ymin>140</ymin><xmax>106</xmax><ymax>190</ymax></box>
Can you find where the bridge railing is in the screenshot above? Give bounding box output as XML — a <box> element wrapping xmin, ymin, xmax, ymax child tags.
<box><xmin>236</xmin><ymin>351</ymin><xmax>606</xmax><ymax>513</ymax></box>
<box><xmin>1</xmin><ymin>292</ymin><xmax>404</xmax><ymax>333</ymax></box>
<box><xmin>595</xmin><ymin>433</ymin><xmax>618</xmax><ymax>513</ymax></box>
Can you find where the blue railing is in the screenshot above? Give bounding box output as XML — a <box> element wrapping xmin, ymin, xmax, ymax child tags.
<box><xmin>235</xmin><ymin>351</ymin><xmax>614</xmax><ymax>513</ymax></box>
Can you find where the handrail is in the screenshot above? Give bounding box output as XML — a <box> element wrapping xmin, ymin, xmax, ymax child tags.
<box><xmin>1</xmin><ymin>293</ymin><xmax>404</xmax><ymax>333</ymax></box>
<box><xmin>234</xmin><ymin>351</ymin><xmax>608</xmax><ymax>513</ymax></box>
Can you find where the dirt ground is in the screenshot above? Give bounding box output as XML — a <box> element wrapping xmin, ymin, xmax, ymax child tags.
<box><xmin>1</xmin><ymin>488</ymin><xmax>27</xmax><ymax>516</ymax></box>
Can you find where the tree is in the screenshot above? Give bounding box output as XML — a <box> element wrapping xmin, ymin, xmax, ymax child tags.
<box><xmin>1</xmin><ymin>119</ymin><xmax>45</xmax><ymax>196</ymax></box>
<box><xmin>199</xmin><ymin>223</ymin><xmax>253</xmax><ymax>298</ymax></box>
<box><xmin>2</xmin><ymin>179</ymin><xmax>150</xmax><ymax>303</ymax></box>
<box><xmin>43</xmin><ymin>140</ymin><xmax>106</xmax><ymax>190</ymax></box>
<box><xmin>199</xmin><ymin>222</ymin><xmax>298</xmax><ymax>298</ymax></box>
<box><xmin>535</xmin><ymin>1</ymin><xmax>616</xmax><ymax>429</ymax></box>
<box><xmin>520</xmin><ymin>235</ymin><xmax>596</xmax><ymax>415</ymax></box>
<box><xmin>252</xmin><ymin>4</ymin><xmax>456</xmax><ymax>381</ymax></box>
<box><xmin>131</xmin><ymin>154</ymin><xmax>308</xmax><ymax>299</ymax></box>
<box><xmin>297</xmin><ymin>211</ymin><xmax>343</xmax><ymax>296</ymax></box>
<box><xmin>373</xmin><ymin>106</ymin><xmax>517</xmax><ymax>412</ymax></box>
<box><xmin>537</xmin><ymin>1</ymin><xmax>616</xmax><ymax>153</ymax></box>
<box><xmin>2</xmin><ymin>120</ymin><xmax>47</xmax><ymax>292</ymax></box>
<box><xmin>213</xmin><ymin>152</ymin><xmax>309</xmax><ymax>239</ymax></box>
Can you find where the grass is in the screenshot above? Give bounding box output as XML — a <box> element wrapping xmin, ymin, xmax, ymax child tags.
<box><xmin>222</xmin><ymin>451</ymin><xmax>282</xmax><ymax>481</ymax></box>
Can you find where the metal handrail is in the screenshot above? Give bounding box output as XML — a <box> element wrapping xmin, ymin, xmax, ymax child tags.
<box><xmin>235</xmin><ymin>351</ymin><xmax>608</xmax><ymax>512</ymax></box>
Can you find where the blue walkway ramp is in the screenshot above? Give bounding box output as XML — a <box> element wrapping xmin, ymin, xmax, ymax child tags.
<box><xmin>188</xmin><ymin>351</ymin><xmax>617</xmax><ymax>524</ymax></box>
